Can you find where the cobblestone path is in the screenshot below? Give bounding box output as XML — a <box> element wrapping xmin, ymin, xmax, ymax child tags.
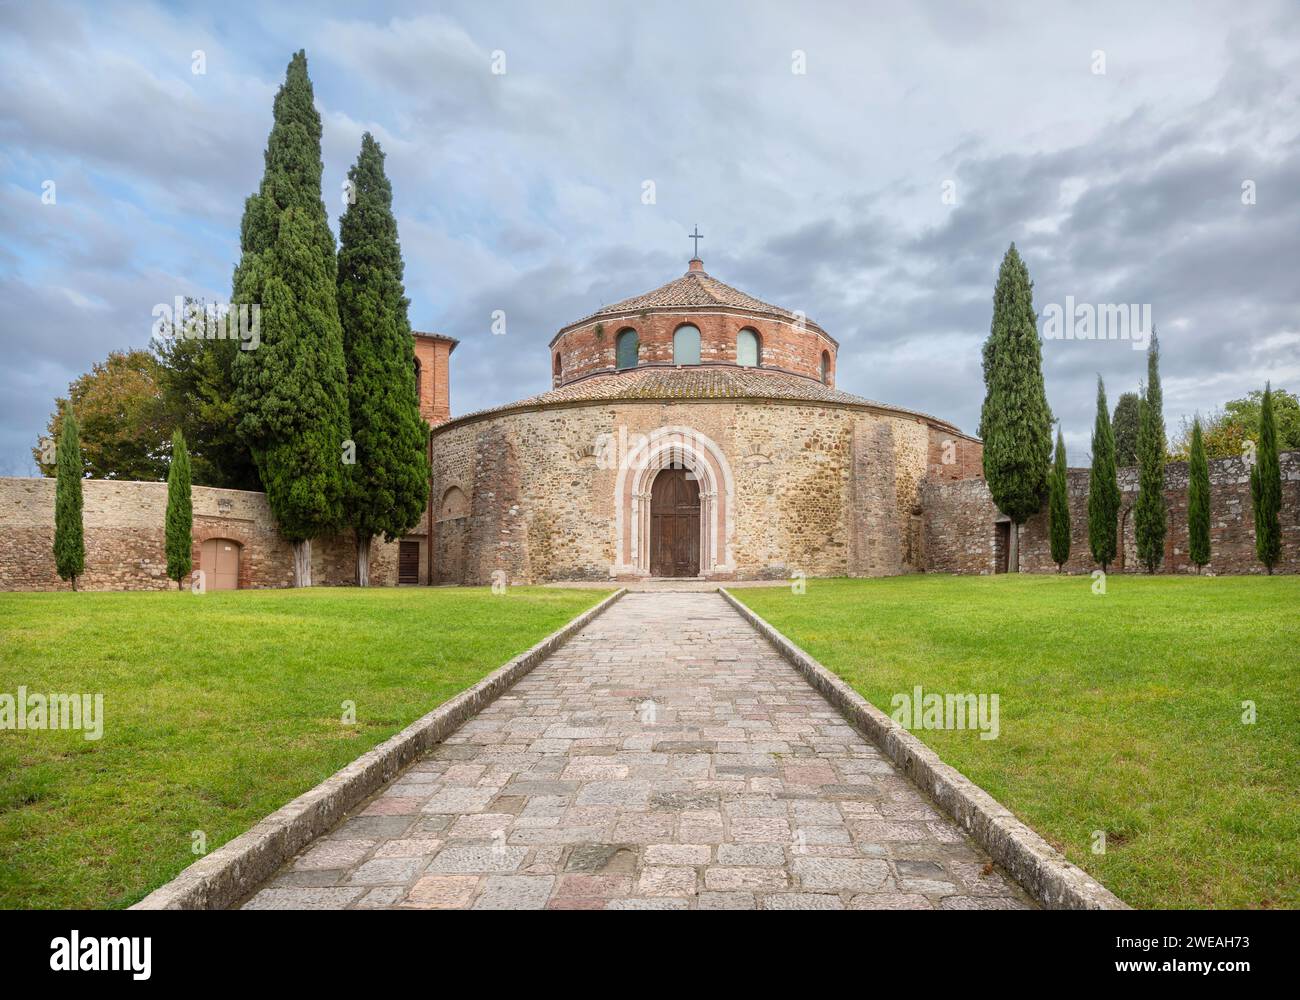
<box><xmin>241</xmin><ymin>592</ymin><xmax>1032</xmax><ymax>910</ymax></box>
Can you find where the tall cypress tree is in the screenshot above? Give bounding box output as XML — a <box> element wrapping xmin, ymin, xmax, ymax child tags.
<box><xmin>165</xmin><ymin>429</ymin><xmax>193</xmax><ymax>589</ymax></box>
<box><xmin>1250</xmin><ymin>382</ymin><xmax>1282</xmax><ymax>573</ymax></box>
<box><xmin>1186</xmin><ymin>415</ymin><xmax>1211</xmax><ymax>573</ymax></box>
<box><xmin>337</xmin><ymin>133</ymin><xmax>430</xmax><ymax>586</ymax></box>
<box><xmin>1088</xmin><ymin>376</ymin><xmax>1120</xmax><ymax>571</ymax></box>
<box><xmin>1134</xmin><ymin>329</ymin><xmax>1167</xmax><ymax>572</ymax></box>
<box><xmin>978</xmin><ymin>243</ymin><xmax>1053</xmax><ymax>572</ymax></box>
<box><xmin>1048</xmin><ymin>426</ymin><xmax>1070</xmax><ymax>571</ymax></box>
<box><xmin>53</xmin><ymin>406</ymin><xmax>85</xmax><ymax>590</ymax></box>
<box><xmin>231</xmin><ymin>51</ymin><xmax>351</xmax><ymax>586</ymax></box>
<box><xmin>1112</xmin><ymin>391</ymin><xmax>1141</xmax><ymax>467</ymax></box>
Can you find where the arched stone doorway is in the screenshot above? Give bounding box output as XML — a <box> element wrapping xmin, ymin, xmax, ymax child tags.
<box><xmin>613</xmin><ymin>425</ymin><xmax>735</xmax><ymax>577</ymax></box>
<box><xmin>650</xmin><ymin>467</ymin><xmax>701</xmax><ymax>577</ymax></box>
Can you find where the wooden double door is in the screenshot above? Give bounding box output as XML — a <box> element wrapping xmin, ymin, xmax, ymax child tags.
<box><xmin>200</xmin><ymin>538</ymin><xmax>240</xmax><ymax>590</ymax></box>
<box><xmin>650</xmin><ymin>467</ymin><xmax>700</xmax><ymax>578</ymax></box>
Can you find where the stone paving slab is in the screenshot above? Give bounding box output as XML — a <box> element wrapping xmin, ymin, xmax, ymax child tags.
<box><xmin>240</xmin><ymin>592</ymin><xmax>1035</xmax><ymax>910</ymax></box>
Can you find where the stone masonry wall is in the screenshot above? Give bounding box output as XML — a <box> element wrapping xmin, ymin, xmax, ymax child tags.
<box><xmin>429</xmin><ymin>399</ymin><xmax>950</xmax><ymax>584</ymax></box>
<box><xmin>927</xmin><ymin>424</ymin><xmax>985</xmax><ymax>483</ymax></box>
<box><xmin>921</xmin><ymin>451</ymin><xmax>1300</xmax><ymax>575</ymax></box>
<box><xmin>0</xmin><ymin>477</ymin><xmax>430</xmax><ymax>591</ymax></box>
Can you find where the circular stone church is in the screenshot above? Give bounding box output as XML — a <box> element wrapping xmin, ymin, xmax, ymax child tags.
<box><xmin>428</xmin><ymin>256</ymin><xmax>981</xmax><ymax>584</ymax></box>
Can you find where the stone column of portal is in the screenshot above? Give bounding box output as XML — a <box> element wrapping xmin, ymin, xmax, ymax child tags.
<box><xmin>634</xmin><ymin>489</ymin><xmax>653</xmax><ymax>573</ymax></box>
<box><xmin>699</xmin><ymin>488</ymin><xmax>716</xmax><ymax>574</ymax></box>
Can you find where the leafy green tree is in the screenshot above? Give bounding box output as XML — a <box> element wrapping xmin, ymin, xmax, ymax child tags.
<box><xmin>1134</xmin><ymin>330</ymin><xmax>1167</xmax><ymax>572</ymax></box>
<box><xmin>978</xmin><ymin>243</ymin><xmax>1053</xmax><ymax>572</ymax></box>
<box><xmin>337</xmin><ymin>133</ymin><xmax>430</xmax><ymax>586</ymax></box>
<box><xmin>1250</xmin><ymin>383</ymin><xmax>1283</xmax><ymax>573</ymax></box>
<box><xmin>1170</xmin><ymin>387</ymin><xmax>1300</xmax><ymax>460</ymax></box>
<box><xmin>165</xmin><ymin>429</ymin><xmax>193</xmax><ymax>589</ymax></box>
<box><xmin>230</xmin><ymin>51</ymin><xmax>351</xmax><ymax>586</ymax></box>
<box><xmin>154</xmin><ymin>299</ymin><xmax>261</xmax><ymax>491</ymax></box>
<box><xmin>1112</xmin><ymin>391</ymin><xmax>1141</xmax><ymax>467</ymax></box>
<box><xmin>1228</xmin><ymin>387</ymin><xmax>1300</xmax><ymax>450</ymax></box>
<box><xmin>1186</xmin><ymin>415</ymin><xmax>1211</xmax><ymax>572</ymax></box>
<box><xmin>34</xmin><ymin>317</ymin><xmax>262</xmax><ymax>488</ymax></box>
<box><xmin>1088</xmin><ymin>376</ymin><xmax>1120</xmax><ymax>571</ymax></box>
<box><xmin>1048</xmin><ymin>426</ymin><xmax>1070</xmax><ymax>571</ymax></box>
<box><xmin>34</xmin><ymin>350</ymin><xmax>168</xmax><ymax>480</ymax></box>
<box><xmin>53</xmin><ymin>407</ymin><xmax>85</xmax><ymax>590</ymax></box>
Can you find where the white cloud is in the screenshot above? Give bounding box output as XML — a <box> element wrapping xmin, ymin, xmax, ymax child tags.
<box><xmin>1</xmin><ymin>0</ymin><xmax>1297</xmax><ymax>473</ymax></box>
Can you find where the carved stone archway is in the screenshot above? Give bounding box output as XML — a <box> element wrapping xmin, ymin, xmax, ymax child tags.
<box><xmin>613</xmin><ymin>425</ymin><xmax>735</xmax><ymax>576</ymax></box>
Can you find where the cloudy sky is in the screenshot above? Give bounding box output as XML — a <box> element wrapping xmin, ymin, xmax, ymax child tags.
<box><xmin>2</xmin><ymin>0</ymin><xmax>1297</xmax><ymax>474</ymax></box>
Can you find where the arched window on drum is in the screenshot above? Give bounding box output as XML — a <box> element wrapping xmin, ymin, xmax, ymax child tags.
<box><xmin>673</xmin><ymin>324</ymin><xmax>701</xmax><ymax>365</ymax></box>
<box><xmin>615</xmin><ymin>328</ymin><xmax>639</xmax><ymax>370</ymax></box>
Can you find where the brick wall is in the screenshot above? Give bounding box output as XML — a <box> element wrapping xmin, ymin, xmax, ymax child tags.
<box><xmin>0</xmin><ymin>477</ymin><xmax>430</xmax><ymax>591</ymax></box>
<box><xmin>413</xmin><ymin>332</ymin><xmax>455</xmax><ymax>426</ymax></box>
<box><xmin>921</xmin><ymin>451</ymin><xmax>1300</xmax><ymax>575</ymax></box>
<box><xmin>550</xmin><ymin>310</ymin><xmax>839</xmax><ymax>388</ymax></box>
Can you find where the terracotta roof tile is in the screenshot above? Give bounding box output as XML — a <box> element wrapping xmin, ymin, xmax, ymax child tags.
<box><xmin>564</xmin><ymin>270</ymin><xmax>823</xmax><ymax>332</ymax></box>
<box><xmin>439</xmin><ymin>364</ymin><xmax>963</xmax><ymax>434</ymax></box>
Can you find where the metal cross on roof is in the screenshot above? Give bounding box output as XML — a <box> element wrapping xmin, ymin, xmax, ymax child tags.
<box><xmin>689</xmin><ymin>225</ymin><xmax>703</xmax><ymax>258</ymax></box>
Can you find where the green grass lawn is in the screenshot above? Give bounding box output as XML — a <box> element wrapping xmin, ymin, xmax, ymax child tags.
<box><xmin>738</xmin><ymin>575</ymin><xmax>1299</xmax><ymax>909</ymax></box>
<box><xmin>0</xmin><ymin>585</ymin><xmax>609</xmax><ymax>909</ymax></box>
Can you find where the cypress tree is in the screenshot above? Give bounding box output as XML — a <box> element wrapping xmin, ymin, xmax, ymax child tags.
<box><xmin>337</xmin><ymin>133</ymin><xmax>430</xmax><ymax>586</ymax></box>
<box><xmin>1112</xmin><ymin>391</ymin><xmax>1141</xmax><ymax>467</ymax></box>
<box><xmin>1048</xmin><ymin>426</ymin><xmax>1070</xmax><ymax>571</ymax></box>
<box><xmin>1186</xmin><ymin>415</ymin><xmax>1211</xmax><ymax>573</ymax></box>
<box><xmin>1088</xmin><ymin>376</ymin><xmax>1120</xmax><ymax>571</ymax></box>
<box><xmin>1250</xmin><ymin>382</ymin><xmax>1282</xmax><ymax>573</ymax></box>
<box><xmin>1134</xmin><ymin>329</ymin><xmax>1167</xmax><ymax>573</ymax></box>
<box><xmin>978</xmin><ymin>243</ymin><xmax>1053</xmax><ymax>571</ymax></box>
<box><xmin>231</xmin><ymin>51</ymin><xmax>351</xmax><ymax>586</ymax></box>
<box><xmin>165</xmin><ymin>429</ymin><xmax>193</xmax><ymax>589</ymax></box>
<box><xmin>53</xmin><ymin>406</ymin><xmax>85</xmax><ymax>590</ymax></box>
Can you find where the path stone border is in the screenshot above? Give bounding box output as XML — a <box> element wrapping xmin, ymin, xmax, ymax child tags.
<box><xmin>719</xmin><ymin>588</ymin><xmax>1128</xmax><ymax>910</ymax></box>
<box><xmin>131</xmin><ymin>588</ymin><xmax>627</xmax><ymax>910</ymax></box>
